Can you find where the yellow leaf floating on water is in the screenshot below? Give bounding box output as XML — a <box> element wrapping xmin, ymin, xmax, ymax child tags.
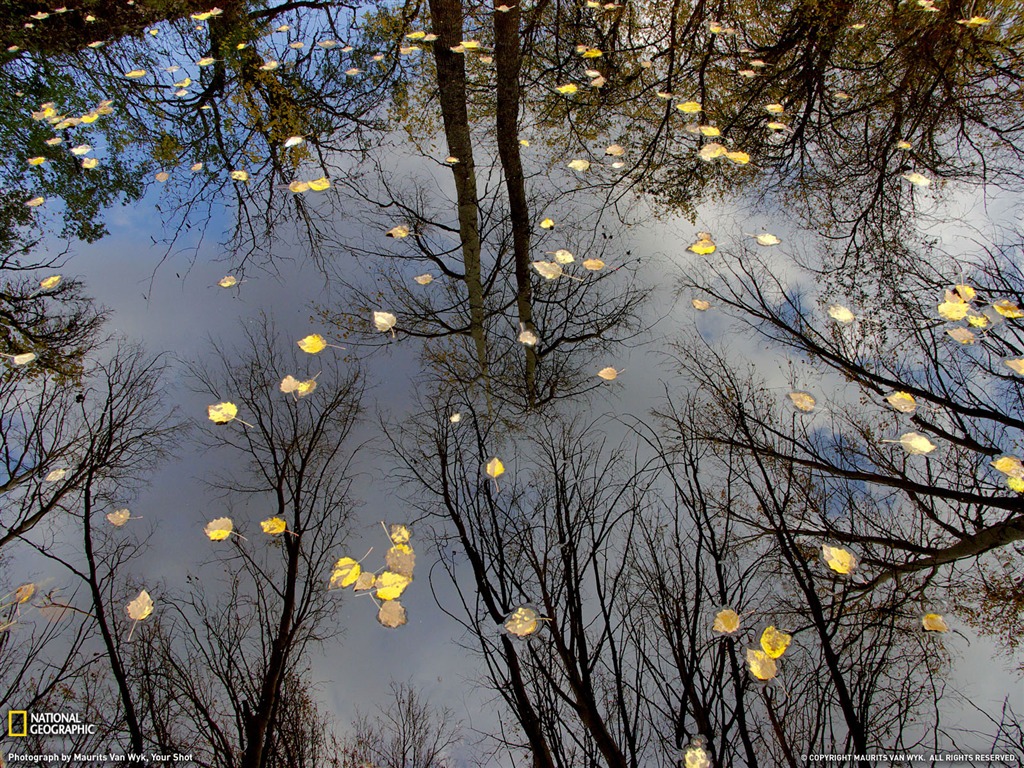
<box><xmin>533</xmin><ymin>261</ymin><xmax>563</xmax><ymax>280</ymax></box>
<box><xmin>692</xmin><ymin>298</ymin><xmax>711</xmax><ymax>311</ymax></box>
<box><xmin>486</xmin><ymin>457</ymin><xmax>505</xmax><ymax>478</ymax></box>
<box><xmin>547</xmin><ymin>249</ymin><xmax>574</xmax><ymax>264</ymax></box>
<box><xmin>207</xmin><ymin>402</ymin><xmax>239</xmax><ymax>424</ymax></box>
<box><xmin>902</xmin><ymin>172</ymin><xmax>931</xmax><ymax>187</ymax></box>
<box><xmin>378</xmin><ymin>600</ymin><xmax>407</xmax><ymax>628</ymax></box>
<box><xmin>389</xmin><ymin>523</ymin><xmax>411</xmax><ymax>545</ymax></box>
<box><xmin>25</xmin><ymin>196</ymin><xmax>44</xmax><ymax>207</ymax></box>
<box><xmin>967</xmin><ymin>312</ymin><xmax>989</xmax><ymax>328</ymax></box>
<box><xmin>504</xmin><ymin>606</ymin><xmax>542</xmax><ymax>637</ymax></box>
<box><xmin>1008</xmin><ymin>477</ymin><xmax>1024</xmax><ymax>493</ymax></box>
<box><xmin>957</xmin><ymin>15</ymin><xmax>990</xmax><ymax>26</ymax></box>
<box><xmin>82</xmin><ymin>158</ymin><xmax>99</xmax><ymax>169</ymax></box>
<box><xmin>890</xmin><ymin>432</ymin><xmax>937</xmax><ymax>455</ymax></box>
<box><xmin>699</xmin><ymin>125</ymin><xmax>720</xmax><ymax>137</ymax></box>
<box><xmin>261</xmin><ymin>516</ymin><xmax>287</xmax><ymax>535</ymax></box>
<box><xmin>45</xmin><ymin>468</ymin><xmax>66</xmax><ymax>482</ymax></box>
<box><xmin>922</xmin><ymin>613</ymin><xmax>949</xmax><ymax>632</ymax></box>
<box><xmin>828</xmin><ymin>304</ymin><xmax>855</xmax><ymax>324</ymax></box>
<box><xmin>15</xmin><ymin>583</ymin><xmax>35</xmax><ymax>604</ymax></box>
<box><xmin>155</xmin><ymin>171</ymin><xmax>170</xmax><ymax>183</ymax></box>
<box><xmin>712</xmin><ymin>608</ymin><xmax>740</xmax><ymax>634</ymax></box>
<box><xmin>308</xmin><ymin>177</ymin><xmax>330</xmax><ymax>191</ymax></box>
<box><xmin>107</xmin><ymin>508</ymin><xmax>131</xmax><ymax>526</ymax></box>
<box><xmin>197</xmin><ymin>56</ymin><xmax>215</xmax><ymax>66</ymax></box>
<box><xmin>27</xmin><ymin>156</ymin><xmax>46</xmax><ymax>166</ymax></box>
<box><xmin>688</xmin><ymin>232</ymin><xmax>716</xmax><ymax>255</ymax></box>
<box><xmin>288</xmin><ymin>181</ymin><xmax>310</xmax><ymax>193</ymax></box>
<box><xmin>582</xmin><ymin>258</ymin><xmax>605</xmax><ymax>271</ymax></box>
<box><xmin>597</xmin><ymin>366</ymin><xmax>620</xmax><ymax>381</ymax></box>
<box><xmin>765</xmin><ymin>103</ymin><xmax>785</xmax><ymax>114</ymax></box>
<box><xmin>992</xmin><ymin>300</ymin><xmax>1024</xmax><ymax>319</ymax></box>
<box><xmin>40</xmin><ymin>275</ymin><xmax>61</xmax><ymax>290</ymax></box>
<box><xmin>724</xmin><ymin>151</ymin><xmax>750</xmax><ymax>164</ymax></box>
<box><xmin>125</xmin><ymin>69</ymin><xmax>147</xmax><ymax>79</ymax></box>
<box><xmin>373</xmin><ymin>311</ymin><xmax>397</xmax><ymax>333</ymax></box>
<box><xmin>297</xmin><ymin>334</ymin><xmax>327</xmax><ymax>353</ymax></box>
<box><xmin>567</xmin><ymin>159</ymin><xmax>591</xmax><ymax>171</ymax></box>
<box><xmin>284</xmin><ymin>136</ymin><xmax>305</xmax><ymax>148</ymax></box>
<box><xmin>886</xmin><ymin>391</ymin><xmax>917</xmax><ymax>413</ymax></box>
<box><xmin>760</xmin><ymin>625</ymin><xmax>791</xmax><ymax>658</ymax></box>
<box><xmin>788</xmin><ymin>391</ymin><xmax>816</xmax><ymax>412</ymax></box>
<box><xmin>937</xmin><ymin>300</ymin><xmax>969</xmax><ymax>321</ymax></box>
<box><xmin>230</xmin><ymin>170</ymin><xmax>249</xmax><ymax>182</ymax></box>
<box><xmin>822</xmin><ymin>544</ymin><xmax>857</xmax><ymax>574</ymax></box>
<box><xmin>376</xmin><ymin>571</ymin><xmax>411</xmax><ymax>600</ymax></box>
<box><xmin>746</xmin><ymin>648</ymin><xmax>778</xmax><ymax>680</ymax></box>
<box><xmin>605</xmin><ymin>144</ymin><xmax>625</xmax><ymax>157</ymax></box>
<box><xmin>556</xmin><ymin>83</ymin><xmax>578</xmax><ymax>94</ymax></box>
<box><xmin>991</xmin><ymin>455</ymin><xmax>1024</xmax><ymax>480</ymax></box>
<box><xmin>676</xmin><ymin>101</ymin><xmax>702</xmax><ymax>113</ymax></box>
<box><xmin>698</xmin><ymin>143</ymin><xmax>727</xmax><ymax>161</ymax></box>
<box><xmin>1006</xmin><ymin>358</ymin><xmax>1024</xmax><ymax>375</ymax></box>
<box><xmin>540</xmin><ymin>218</ymin><xmax>555</xmax><ymax>229</ymax></box>
<box><xmin>683</xmin><ymin>742</ymin><xmax>712</xmax><ymax>768</ymax></box>
<box><xmin>126</xmin><ymin>590</ymin><xmax>153</xmax><ymax>621</ymax></box>
<box><xmin>13</xmin><ymin>353</ymin><xmax>37</xmax><ymax>366</ymax></box>
<box><xmin>387</xmin><ymin>225</ymin><xmax>410</xmax><ymax>238</ymax></box>
<box><xmin>204</xmin><ymin>517</ymin><xmax>233</xmax><ymax>541</ymax></box>
<box><xmin>753</xmin><ymin>233</ymin><xmax>781</xmax><ymax>246</ymax></box>
<box><xmin>947</xmin><ymin>327</ymin><xmax>975</xmax><ymax>344</ymax></box>
<box><xmin>414</xmin><ymin>274</ymin><xmax>434</xmax><ymax>285</ymax></box>
<box><xmin>218</xmin><ymin>275</ymin><xmax>237</xmax><ymax>288</ymax></box>
<box><xmin>329</xmin><ymin>557</ymin><xmax>361</xmax><ymax>588</ymax></box>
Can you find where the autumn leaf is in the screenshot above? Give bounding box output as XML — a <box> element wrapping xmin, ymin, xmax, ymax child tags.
<box><xmin>992</xmin><ymin>300</ymin><xmax>1024</xmax><ymax>319</ymax></box>
<box><xmin>353</xmin><ymin>572</ymin><xmax>376</xmax><ymax>591</ymax></box>
<box><xmin>821</xmin><ymin>544</ymin><xmax>857</xmax><ymax>574</ymax></box>
<box><xmin>676</xmin><ymin>101</ymin><xmax>702</xmax><ymax>113</ymax></box>
<box><xmin>389</xmin><ymin>524</ymin><xmax>411</xmax><ymax>545</ymax></box>
<box><xmin>532</xmin><ymin>261</ymin><xmax>563</xmax><ymax>280</ymax></box>
<box><xmin>597</xmin><ymin>367</ymin><xmax>620</xmax><ymax>381</ymax></box>
<box><xmin>947</xmin><ymin>327</ymin><xmax>975</xmax><ymax>344</ymax></box>
<box><xmin>414</xmin><ymin>274</ymin><xmax>434</xmax><ymax>285</ymax></box>
<box><xmin>126</xmin><ymin>590</ymin><xmax>153</xmax><ymax>620</ymax></box>
<box><xmin>692</xmin><ymin>299</ymin><xmax>711</xmax><ymax>311</ymax></box>
<box><xmin>539</xmin><ymin>217</ymin><xmax>555</xmax><ymax>229</ymax></box>
<box><xmin>207</xmin><ymin>402</ymin><xmax>239</xmax><ymax>425</ymax></box>
<box><xmin>386</xmin><ymin>544</ymin><xmax>415</xmax><ymax>578</ymax></box>
<box><xmin>788</xmin><ymin>391</ymin><xmax>816</xmax><ymax>412</ymax></box>
<box><xmin>937</xmin><ymin>301</ymin><xmax>969</xmax><ymax>321</ymax></box>
<box><xmin>106</xmin><ymin>508</ymin><xmax>132</xmax><ymax>526</ymax></box>
<box><xmin>329</xmin><ymin>557</ymin><xmax>361</xmax><ymax>588</ymax></box>
<box><xmin>582</xmin><ymin>259</ymin><xmax>605</xmax><ymax>271</ymax></box>
<box><xmin>373</xmin><ymin>311</ymin><xmax>397</xmax><ymax>334</ymax></box>
<box><xmin>504</xmin><ymin>606</ymin><xmax>543</xmax><ymax>637</ymax></box>
<box><xmin>688</xmin><ymin>232</ymin><xmax>716</xmax><ymax>255</ymax></box>
<box><xmin>261</xmin><ymin>517</ymin><xmax>287</xmax><ymax>535</ymax></box>
<box><xmin>712</xmin><ymin>608</ymin><xmax>740</xmax><ymax>634</ymax></box>
<box><xmin>218</xmin><ymin>275</ymin><xmax>238</xmax><ymax>288</ymax></box>
<box><xmin>15</xmin><ymin>583</ymin><xmax>35</xmax><ymax>604</ymax></box>
<box><xmin>886</xmin><ymin>391</ymin><xmax>917</xmax><ymax>413</ymax></box>
<box><xmin>297</xmin><ymin>334</ymin><xmax>327</xmax><ymax>354</ymax></box>
<box><xmin>921</xmin><ymin>613</ymin><xmax>949</xmax><ymax>632</ymax></box>
<box><xmin>204</xmin><ymin>517</ymin><xmax>234</xmax><ymax>541</ymax></box>
<box><xmin>746</xmin><ymin>648</ymin><xmax>777</xmax><ymax>680</ymax></box>
<box><xmin>44</xmin><ymin>468</ymin><xmax>66</xmax><ymax>482</ymax></box>
<box><xmin>486</xmin><ymin>457</ymin><xmax>505</xmax><ymax>478</ymax></box>
<box><xmin>759</xmin><ymin>625</ymin><xmax>791</xmax><ymax>658</ymax></box>
<box><xmin>556</xmin><ymin>83</ymin><xmax>578</xmax><ymax>95</ymax></box>
<box><xmin>378</xmin><ymin>600</ymin><xmax>407</xmax><ymax>628</ymax></box>
<box><xmin>827</xmin><ymin>304</ymin><xmax>855</xmax><ymax>324</ymax></box>
<box><xmin>567</xmin><ymin>159</ymin><xmax>591</xmax><ymax>171</ymax></box>
<box><xmin>902</xmin><ymin>172</ymin><xmax>931</xmax><ymax>187</ymax></box>
<box><xmin>1006</xmin><ymin>358</ymin><xmax>1024</xmax><ymax>375</ymax></box>
<box><xmin>376</xmin><ymin>571</ymin><xmax>412</xmax><ymax>600</ymax></box>
<box><xmin>752</xmin><ymin>233</ymin><xmax>781</xmax><ymax>246</ymax></box>
<box><xmin>883</xmin><ymin>432</ymin><xmax>937</xmax><ymax>455</ymax></box>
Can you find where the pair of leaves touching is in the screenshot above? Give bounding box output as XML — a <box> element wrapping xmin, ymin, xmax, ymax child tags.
<box><xmin>280</xmin><ymin>375</ymin><xmax>318</xmax><ymax>398</ymax></box>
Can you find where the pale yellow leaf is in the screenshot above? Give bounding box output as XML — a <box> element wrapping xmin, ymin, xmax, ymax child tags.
<box><xmin>39</xmin><ymin>275</ymin><xmax>61</xmax><ymax>290</ymax></box>
<box><xmin>539</xmin><ymin>218</ymin><xmax>555</xmax><ymax>229</ymax></box>
<box><xmin>373</xmin><ymin>311</ymin><xmax>397</xmax><ymax>333</ymax></box>
<box><xmin>947</xmin><ymin>327</ymin><xmax>976</xmax><ymax>344</ymax></box>
<box><xmin>218</xmin><ymin>275</ymin><xmax>237</xmax><ymax>288</ymax></box>
<box><xmin>821</xmin><ymin>544</ymin><xmax>857</xmax><ymax>574</ymax></box>
<box><xmin>504</xmin><ymin>605</ymin><xmax>542</xmax><ymax>637</ymax></box>
<box><xmin>922</xmin><ymin>613</ymin><xmax>949</xmax><ymax>632</ymax></box>
<box><xmin>486</xmin><ymin>457</ymin><xmax>505</xmax><ymax>478</ymax></box>
<box><xmin>828</xmin><ymin>304</ymin><xmax>855</xmax><ymax>324</ymax></box>
<box><xmin>597</xmin><ymin>366</ymin><xmax>619</xmax><ymax>381</ymax></box>
<box><xmin>387</xmin><ymin>225</ymin><xmax>409</xmax><ymax>238</ymax></box>
<box><xmin>712</xmin><ymin>608</ymin><xmax>740</xmax><ymax>634</ymax></box>
<box><xmin>204</xmin><ymin>517</ymin><xmax>233</xmax><ymax>541</ymax></box>
<box><xmin>126</xmin><ymin>590</ymin><xmax>153</xmax><ymax>620</ymax></box>
<box><xmin>15</xmin><ymin>583</ymin><xmax>35</xmax><ymax>604</ymax></box>
<box><xmin>532</xmin><ymin>261</ymin><xmax>563</xmax><ymax>280</ymax></box>
<box><xmin>692</xmin><ymin>298</ymin><xmax>711</xmax><ymax>311</ymax></box>
<box><xmin>582</xmin><ymin>259</ymin><xmax>605</xmax><ymax>271</ymax></box>
<box><xmin>903</xmin><ymin>172</ymin><xmax>931</xmax><ymax>187</ymax></box>
<box><xmin>788</xmin><ymin>391</ymin><xmax>816</xmax><ymax>412</ymax></box>
<box><xmin>676</xmin><ymin>101</ymin><xmax>701</xmax><ymax>113</ymax></box>
<box><xmin>746</xmin><ymin>648</ymin><xmax>777</xmax><ymax>680</ymax></box>
<box><xmin>107</xmin><ymin>508</ymin><xmax>131</xmax><ymax>526</ymax></box>
<box><xmin>1005</xmin><ymin>358</ymin><xmax>1024</xmax><ymax>375</ymax></box>
<box><xmin>992</xmin><ymin>300</ymin><xmax>1024</xmax><ymax>319</ymax></box>
<box><xmin>414</xmin><ymin>274</ymin><xmax>434</xmax><ymax>285</ymax></box>
<box><xmin>886</xmin><ymin>391</ymin><xmax>917</xmax><ymax>413</ymax></box>
<box><xmin>567</xmin><ymin>159</ymin><xmax>591</xmax><ymax>171</ymax></box>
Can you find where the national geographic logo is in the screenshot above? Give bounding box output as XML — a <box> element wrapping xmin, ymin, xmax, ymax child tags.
<box><xmin>6</xmin><ymin>711</ymin><xmax>96</xmax><ymax>737</ymax></box>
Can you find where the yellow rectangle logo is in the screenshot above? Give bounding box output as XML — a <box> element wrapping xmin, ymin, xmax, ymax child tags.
<box><xmin>8</xmin><ymin>710</ymin><xmax>27</xmax><ymax>737</ymax></box>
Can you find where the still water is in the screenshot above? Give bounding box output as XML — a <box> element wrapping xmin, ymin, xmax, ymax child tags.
<box><xmin>1</xmin><ymin>0</ymin><xmax>1023</xmax><ymax>766</ymax></box>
